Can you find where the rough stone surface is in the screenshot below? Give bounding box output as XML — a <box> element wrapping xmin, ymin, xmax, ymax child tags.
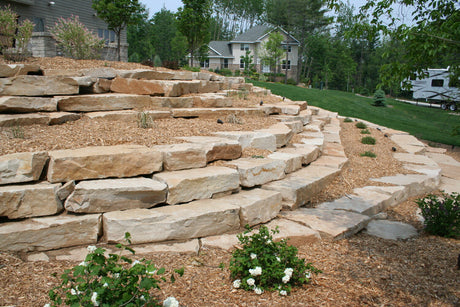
<box><xmin>365</xmin><ymin>220</ymin><xmax>418</xmax><ymax>240</ymax></box>
<box><xmin>56</xmin><ymin>94</ymin><xmax>152</xmax><ymax>112</ymax></box>
<box><xmin>154</xmin><ymin>166</ymin><xmax>240</xmax><ymax>205</ymax></box>
<box><xmin>393</xmin><ymin>153</ymin><xmax>437</xmax><ymax>166</ymax></box>
<box><xmin>118</xmin><ymin>69</ymin><xmax>174</xmax><ymax>80</ymax></box>
<box><xmin>322</xmin><ymin>142</ymin><xmax>346</xmax><ymax>157</ymax></box>
<box><xmin>103</xmin><ymin>200</ymin><xmax>240</xmax><ymax>244</ymax></box>
<box><xmin>257</xmin><ymin>123</ymin><xmax>293</xmax><ymax>148</ymax></box>
<box><xmin>47</xmin><ymin>145</ymin><xmax>163</xmax><ymax>183</ymax></box>
<box><xmin>56</xmin><ymin>181</ymin><xmax>75</xmax><ymax>201</ymax></box>
<box><xmin>227</xmin><ymin>158</ymin><xmax>286</xmax><ymax>187</ymax></box>
<box><xmin>372</xmin><ymin>173</ymin><xmax>440</xmax><ymax>197</ymax></box>
<box><xmin>311</xmin><ymin>155</ymin><xmax>349</xmax><ymax>169</ymax></box>
<box><xmin>0</xmin><ymin>182</ymin><xmax>63</xmax><ymax>219</ymax></box>
<box><xmin>264</xmin><ymin>218</ymin><xmax>321</xmax><ymax>247</ymax></box>
<box><xmin>178</xmin><ymin>136</ymin><xmax>242</xmax><ymax>162</ymax></box>
<box><xmin>0</xmin><ymin>113</ymin><xmax>50</xmax><ymax>127</ymax></box>
<box><xmin>48</xmin><ymin>112</ymin><xmax>81</xmax><ymax>125</ymax></box>
<box><xmin>154</xmin><ymin>143</ymin><xmax>207</xmax><ymax>171</ymax></box>
<box><xmin>214</xmin><ymin>131</ymin><xmax>277</xmax><ymax>151</ymax></box>
<box><xmin>390</xmin><ymin>134</ymin><xmax>426</xmax><ymax>154</ymax></box>
<box><xmin>0</xmin><ymin>76</ymin><xmax>79</xmax><ymax>96</ymax></box>
<box><xmin>0</xmin><ymin>213</ymin><xmax>100</xmax><ymax>252</ymax></box>
<box><xmin>65</xmin><ymin>177</ymin><xmax>167</xmax><ymax>213</ymax></box>
<box><xmin>0</xmin><ymin>96</ymin><xmax>57</xmax><ymax>113</ymax></box>
<box><xmin>0</xmin><ymin>151</ymin><xmax>48</xmax><ymax>185</ymax></box>
<box><xmin>281</xmin><ymin>208</ymin><xmax>371</xmax><ymax>240</ymax></box>
<box><xmin>283</xmin><ymin>120</ymin><xmax>304</xmax><ymax>134</ymax></box>
<box><xmin>0</xmin><ymin>64</ymin><xmax>41</xmax><ymax>77</ymax></box>
<box><xmin>268</xmin><ymin>152</ymin><xmax>303</xmax><ymax>174</ymax></box>
<box><xmin>150</xmin><ymin>97</ymin><xmax>194</xmax><ymax>108</ymax></box>
<box><xmin>193</xmin><ymin>93</ymin><xmax>233</xmax><ymax>108</ymax></box>
<box><xmin>84</xmin><ymin>110</ymin><xmax>138</xmax><ymax>122</ymax></box>
<box><xmin>172</xmin><ymin>108</ymin><xmax>265</xmax><ymax>118</ymax></box>
<box><xmin>110</xmin><ymin>77</ymin><xmax>167</xmax><ymax>96</ymax></box>
<box><xmin>278</xmin><ymin>145</ymin><xmax>320</xmax><ymax>165</ymax></box>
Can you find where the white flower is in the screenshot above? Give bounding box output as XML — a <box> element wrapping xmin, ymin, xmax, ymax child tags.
<box><xmin>140</xmin><ymin>295</ymin><xmax>146</xmax><ymax>301</ymax></box>
<box><xmin>43</xmin><ymin>304</ymin><xmax>51</xmax><ymax>307</ymax></box>
<box><xmin>254</xmin><ymin>287</ymin><xmax>263</xmax><ymax>295</ymax></box>
<box><xmin>280</xmin><ymin>290</ymin><xmax>287</xmax><ymax>296</ymax></box>
<box><xmin>249</xmin><ymin>266</ymin><xmax>262</xmax><ymax>276</ymax></box>
<box><xmin>91</xmin><ymin>292</ymin><xmax>99</xmax><ymax>306</ymax></box>
<box><xmin>282</xmin><ymin>275</ymin><xmax>290</xmax><ymax>283</ymax></box>
<box><xmin>250</xmin><ymin>253</ymin><xmax>257</xmax><ymax>260</ymax></box>
<box><xmin>131</xmin><ymin>260</ymin><xmax>140</xmax><ymax>267</ymax></box>
<box><xmin>87</xmin><ymin>245</ymin><xmax>97</xmax><ymax>253</ymax></box>
<box><xmin>70</xmin><ymin>288</ymin><xmax>77</xmax><ymax>295</ymax></box>
<box><xmin>103</xmin><ymin>282</ymin><xmax>109</xmax><ymax>288</ymax></box>
<box><xmin>276</xmin><ymin>257</ymin><xmax>280</xmax><ymax>262</ymax></box>
<box><xmin>79</xmin><ymin>261</ymin><xmax>87</xmax><ymax>267</ymax></box>
<box><xmin>305</xmin><ymin>271</ymin><xmax>311</xmax><ymax>279</ymax></box>
<box><xmin>247</xmin><ymin>278</ymin><xmax>255</xmax><ymax>286</ymax></box>
<box><xmin>266</xmin><ymin>240</ymin><xmax>272</xmax><ymax>244</ymax></box>
<box><xmin>147</xmin><ymin>269</ymin><xmax>156</xmax><ymax>275</ymax></box>
<box><xmin>163</xmin><ymin>296</ymin><xmax>179</xmax><ymax>307</ymax></box>
<box><xmin>113</xmin><ymin>273</ymin><xmax>120</xmax><ymax>278</ymax></box>
<box><xmin>233</xmin><ymin>279</ymin><xmax>241</xmax><ymax>288</ymax></box>
<box><xmin>284</xmin><ymin>268</ymin><xmax>293</xmax><ymax>277</ymax></box>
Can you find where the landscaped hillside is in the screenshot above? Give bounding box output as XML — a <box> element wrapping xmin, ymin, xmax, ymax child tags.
<box><xmin>249</xmin><ymin>81</ymin><xmax>460</xmax><ymax>146</ymax></box>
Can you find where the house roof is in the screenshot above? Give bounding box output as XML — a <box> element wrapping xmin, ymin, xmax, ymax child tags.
<box><xmin>231</xmin><ymin>25</ymin><xmax>271</xmax><ymax>43</ymax></box>
<box><xmin>208</xmin><ymin>41</ymin><xmax>234</xmax><ymax>58</ymax></box>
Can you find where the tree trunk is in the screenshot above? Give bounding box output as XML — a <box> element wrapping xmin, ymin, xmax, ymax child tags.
<box><xmin>117</xmin><ymin>30</ymin><xmax>121</xmax><ymax>62</ymax></box>
<box><xmin>284</xmin><ymin>47</ymin><xmax>289</xmax><ymax>84</ymax></box>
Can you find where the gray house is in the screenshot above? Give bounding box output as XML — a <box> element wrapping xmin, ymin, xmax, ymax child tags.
<box><xmin>2</xmin><ymin>0</ymin><xmax>127</xmax><ymax>61</ymax></box>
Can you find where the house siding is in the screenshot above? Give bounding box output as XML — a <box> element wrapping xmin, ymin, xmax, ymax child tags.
<box><xmin>3</xmin><ymin>0</ymin><xmax>127</xmax><ymax>61</ymax></box>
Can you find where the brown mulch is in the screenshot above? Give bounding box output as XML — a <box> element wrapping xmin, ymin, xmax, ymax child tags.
<box><xmin>0</xmin><ymin>57</ymin><xmax>459</xmax><ymax>306</ymax></box>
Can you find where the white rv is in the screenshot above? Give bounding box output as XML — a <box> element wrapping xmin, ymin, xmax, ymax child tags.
<box><xmin>410</xmin><ymin>68</ymin><xmax>460</xmax><ymax>111</ymax></box>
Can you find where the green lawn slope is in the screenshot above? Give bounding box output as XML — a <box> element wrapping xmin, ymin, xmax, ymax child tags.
<box><xmin>249</xmin><ymin>80</ymin><xmax>460</xmax><ymax>146</ymax></box>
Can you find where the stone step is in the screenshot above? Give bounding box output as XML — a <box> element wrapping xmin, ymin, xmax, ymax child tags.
<box><xmin>0</xmin><ymin>182</ymin><xmax>63</xmax><ymax>219</ymax></box>
<box><xmin>311</xmin><ymin>155</ymin><xmax>349</xmax><ymax>169</ymax></box>
<box><xmin>171</xmin><ymin>107</ymin><xmax>266</xmax><ymax>118</ymax></box>
<box><xmin>56</xmin><ymin>94</ymin><xmax>152</xmax><ymax>112</ymax></box>
<box><xmin>267</xmin><ymin>152</ymin><xmax>303</xmax><ymax>174</ymax></box>
<box><xmin>0</xmin><ymin>151</ymin><xmax>49</xmax><ymax>185</ymax></box>
<box><xmin>103</xmin><ymin>188</ymin><xmax>281</xmax><ymax>245</ymax></box>
<box><xmin>256</xmin><ymin>123</ymin><xmax>294</xmax><ymax>148</ymax></box>
<box><xmin>0</xmin><ymin>113</ymin><xmax>51</xmax><ymax>127</ymax></box>
<box><xmin>227</xmin><ymin>157</ymin><xmax>286</xmax><ymax>187</ymax></box>
<box><xmin>390</xmin><ymin>134</ymin><xmax>426</xmax><ymax>154</ymax></box>
<box><xmin>175</xmin><ymin>136</ymin><xmax>242</xmax><ymax>163</ymax></box>
<box><xmin>365</xmin><ymin>220</ymin><xmax>418</xmax><ymax>240</ymax></box>
<box><xmin>277</xmin><ymin>144</ymin><xmax>321</xmax><ymax>165</ymax></box>
<box><xmin>47</xmin><ymin>145</ymin><xmax>163</xmax><ymax>183</ymax></box>
<box><xmin>110</xmin><ymin>78</ymin><xmax>202</xmax><ymax>97</ymax></box>
<box><xmin>153</xmin><ymin>166</ymin><xmax>240</xmax><ymax>205</ymax></box>
<box><xmin>0</xmin><ymin>213</ymin><xmax>100</xmax><ymax>252</ymax></box>
<box><xmin>154</xmin><ymin>143</ymin><xmax>207</xmax><ymax>171</ymax></box>
<box><xmin>262</xmin><ymin>165</ymin><xmax>341</xmax><ymax>209</ymax></box>
<box><xmin>0</xmin><ymin>63</ymin><xmax>41</xmax><ymax>77</ymax></box>
<box><xmin>281</xmin><ymin>208</ymin><xmax>371</xmax><ymax>240</ymax></box>
<box><xmin>0</xmin><ymin>75</ymin><xmax>79</xmax><ymax>96</ymax></box>
<box><xmin>214</xmin><ymin>131</ymin><xmax>277</xmax><ymax>151</ymax></box>
<box><xmin>0</xmin><ymin>96</ymin><xmax>57</xmax><ymax>113</ymax></box>
<box><xmin>65</xmin><ymin>177</ymin><xmax>167</xmax><ymax>213</ymax></box>
<box><xmin>371</xmin><ymin>173</ymin><xmax>440</xmax><ymax>198</ymax></box>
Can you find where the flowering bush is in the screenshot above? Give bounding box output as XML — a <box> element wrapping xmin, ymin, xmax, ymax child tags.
<box><xmin>49</xmin><ymin>15</ymin><xmax>104</xmax><ymax>60</ymax></box>
<box><xmin>229</xmin><ymin>225</ymin><xmax>321</xmax><ymax>296</ymax></box>
<box><xmin>416</xmin><ymin>192</ymin><xmax>459</xmax><ymax>238</ymax></box>
<box><xmin>0</xmin><ymin>5</ymin><xmax>34</xmax><ymax>61</ymax></box>
<box><xmin>47</xmin><ymin>233</ymin><xmax>183</xmax><ymax>306</ymax></box>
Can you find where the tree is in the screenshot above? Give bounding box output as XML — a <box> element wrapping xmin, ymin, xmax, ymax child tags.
<box><xmin>330</xmin><ymin>0</ymin><xmax>460</xmax><ymax>89</ymax></box>
<box><xmin>176</xmin><ymin>0</ymin><xmax>212</xmax><ymax>67</ymax></box>
<box><xmin>260</xmin><ymin>31</ymin><xmax>285</xmax><ymax>81</ymax></box>
<box><xmin>240</xmin><ymin>49</ymin><xmax>254</xmax><ymax>76</ymax></box>
<box><xmin>127</xmin><ymin>14</ymin><xmax>154</xmax><ymax>62</ymax></box>
<box><xmin>151</xmin><ymin>8</ymin><xmax>179</xmax><ymax>62</ymax></box>
<box><xmin>92</xmin><ymin>0</ymin><xmax>145</xmax><ymax>61</ymax></box>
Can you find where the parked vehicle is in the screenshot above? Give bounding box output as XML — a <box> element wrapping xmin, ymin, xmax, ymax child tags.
<box><xmin>409</xmin><ymin>68</ymin><xmax>460</xmax><ymax>111</ymax></box>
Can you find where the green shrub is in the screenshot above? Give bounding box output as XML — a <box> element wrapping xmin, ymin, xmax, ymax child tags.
<box><xmin>286</xmin><ymin>78</ymin><xmax>297</xmax><ymax>86</ymax></box>
<box><xmin>50</xmin><ymin>15</ymin><xmax>104</xmax><ymax>60</ymax></box>
<box><xmin>234</xmin><ymin>70</ymin><xmax>241</xmax><ymax>76</ymax></box>
<box><xmin>47</xmin><ymin>233</ymin><xmax>183</xmax><ymax>306</ymax></box>
<box><xmin>219</xmin><ymin>68</ymin><xmax>232</xmax><ymax>76</ymax></box>
<box><xmin>153</xmin><ymin>54</ymin><xmax>162</xmax><ymax>67</ymax></box>
<box><xmin>373</xmin><ymin>89</ymin><xmax>386</xmax><ymax>107</ymax></box>
<box><xmin>361</xmin><ymin>129</ymin><xmax>371</xmax><ymax>134</ymax></box>
<box><xmin>361</xmin><ymin>136</ymin><xmax>376</xmax><ymax>145</ymax></box>
<box><xmin>416</xmin><ymin>192</ymin><xmax>459</xmax><ymax>238</ymax></box>
<box><xmin>0</xmin><ymin>6</ymin><xmax>34</xmax><ymax>61</ymax></box>
<box><xmin>344</xmin><ymin>117</ymin><xmax>353</xmax><ymax>123</ymax></box>
<box><xmin>360</xmin><ymin>151</ymin><xmax>376</xmax><ymax>158</ymax></box>
<box><xmin>359</xmin><ymin>87</ymin><xmax>370</xmax><ymax>96</ymax></box>
<box><xmin>10</xmin><ymin>122</ymin><xmax>24</xmax><ymax>139</ymax></box>
<box><xmin>229</xmin><ymin>226</ymin><xmax>321</xmax><ymax>296</ymax></box>
<box><xmin>181</xmin><ymin>65</ymin><xmax>200</xmax><ymax>72</ymax></box>
<box><xmin>355</xmin><ymin>122</ymin><xmax>367</xmax><ymax>129</ymax></box>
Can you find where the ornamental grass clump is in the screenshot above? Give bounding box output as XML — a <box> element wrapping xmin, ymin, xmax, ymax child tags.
<box><xmin>361</xmin><ymin>136</ymin><xmax>376</xmax><ymax>145</ymax></box>
<box><xmin>47</xmin><ymin>233</ymin><xmax>183</xmax><ymax>307</ymax></box>
<box><xmin>355</xmin><ymin>122</ymin><xmax>367</xmax><ymax>129</ymax></box>
<box><xmin>416</xmin><ymin>192</ymin><xmax>459</xmax><ymax>238</ymax></box>
<box><xmin>229</xmin><ymin>225</ymin><xmax>321</xmax><ymax>296</ymax></box>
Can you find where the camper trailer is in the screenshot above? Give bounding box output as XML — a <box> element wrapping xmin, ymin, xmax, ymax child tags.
<box><xmin>410</xmin><ymin>68</ymin><xmax>460</xmax><ymax>111</ymax></box>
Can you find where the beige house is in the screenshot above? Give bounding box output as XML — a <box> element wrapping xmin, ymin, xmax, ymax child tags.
<box><xmin>200</xmin><ymin>25</ymin><xmax>300</xmax><ymax>80</ymax></box>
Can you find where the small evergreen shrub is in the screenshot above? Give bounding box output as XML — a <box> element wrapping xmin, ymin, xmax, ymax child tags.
<box><xmin>153</xmin><ymin>54</ymin><xmax>162</xmax><ymax>67</ymax></box>
<box><xmin>138</xmin><ymin>112</ymin><xmax>154</xmax><ymax>129</ymax></box>
<box><xmin>373</xmin><ymin>89</ymin><xmax>386</xmax><ymax>106</ymax></box>
<box><xmin>181</xmin><ymin>65</ymin><xmax>200</xmax><ymax>72</ymax></box>
<box><xmin>229</xmin><ymin>226</ymin><xmax>321</xmax><ymax>296</ymax></box>
<box><xmin>344</xmin><ymin>117</ymin><xmax>353</xmax><ymax>123</ymax></box>
<box><xmin>286</xmin><ymin>78</ymin><xmax>297</xmax><ymax>85</ymax></box>
<box><xmin>355</xmin><ymin>122</ymin><xmax>367</xmax><ymax>129</ymax></box>
<box><xmin>361</xmin><ymin>129</ymin><xmax>371</xmax><ymax>134</ymax></box>
<box><xmin>219</xmin><ymin>68</ymin><xmax>232</xmax><ymax>76</ymax></box>
<box><xmin>47</xmin><ymin>233</ymin><xmax>183</xmax><ymax>306</ymax></box>
<box><xmin>360</xmin><ymin>151</ymin><xmax>376</xmax><ymax>158</ymax></box>
<box><xmin>416</xmin><ymin>192</ymin><xmax>459</xmax><ymax>238</ymax></box>
<box><xmin>49</xmin><ymin>15</ymin><xmax>104</xmax><ymax>60</ymax></box>
<box><xmin>361</xmin><ymin>136</ymin><xmax>376</xmax><ymax>145</ymax></box>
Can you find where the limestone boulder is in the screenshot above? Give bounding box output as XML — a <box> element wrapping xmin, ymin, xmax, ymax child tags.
<box><xmin>172</xmin><ymin>108</ymin><xmax>265</xmax><ymax>118</ymax></box>
<box><xmin>256</xmin><ymin>123</ymin><xmax>293</xmax><ymax>148</ymax></box>
<box><xmin>365</xmin><ymin>220</ymin><xmax>418</xmax><ymax>240</ymax></box>
<box><xmin>0</xmin><ymin>76</ymin><xmax>79</xmax><ymax>96</ymax></box>
<box><xmin>65</xmin><ymin>177</ymin><xmax>167</xmax><ymax>213</ymax></box>
<box><xmin>0</xmin><ymin>151</ymin><xmax>48</xmax><ymax>185</ymax></box>
<box><xmin>56</xmin><ymin>94</ymin><xmax>152</xmax><ymax>112</ymax></box>
<box><xmin>0</xmin><ymin>63</ymin><xmax>41</xmax><ymax>77</ymax></box>
<box><xmin>117</xmin><ymin>69</ymin><xmax>175</xmax><ymax>80</ymax></box>
<box><xmin>48</xmin><ymin>112</ymin><xmax>81</xmax><ymax>125</ymax></box>
<box><xmin>0</xmin><ymin>96</ymin><xmax>57</xmax><ymax>113</ymax></box>
<box><xmin>311</xmin><ymin>155</ymin><xmax>349</xmax><ymax>169</ymax></box>
<box><xmin>278</xmin><ymin>145</ymin><xmax>320</xmax><ymax>165</ymax></box>
<box><xmin>268</xmin><ymin>152</ymin><xmax>303</xmax><ymax>174</ymax></box>
<box><xmin>0</xmin><ymin>113</ymin><xmax>50</xmax><ymax>127</ymax></box>
<box><xmin>177</xmin><ymin>136</ymin><xmax>242</xmax><ymax>162</ymax></box>
<box><xmin>0</xmin><ymin>182</ymin><xmax>63</xmax><ymax>219</ymax></box>
<box><xmin>154</xmin><ymin>166</ymin><xmax>240</xmax><ymax>205</ymax></box>
<box><xmin>0</xmin><ymin>213</ymin><xmax>100</xmax><ymax>252</ymax></box>
<box><xmin>47</xmin><ymin>145</ymin><xmax>163</xmax><ymax>183</ymax></box>
<box><xmin>214</xmin><ymin>131</ymin><xmax>277</xmax><ymax>151</ymax></box>
<box><xmin>154</xmin><ymin>143</ymin><xmax>207</xmax><ymax>171</ymax></box>
<box><xmin>264</xmin><ymin>218</ymin><xmax>321</xmax><ymax>247</ymax></box>
<box><xmin>151</xmin><ymin>97</ymin><xmax>194</xmax><ymax>108</ymax></box>
<box><xmin>84</xmin><ymin>110</ymin><xmax>138</xmax><ymax>122</ymax></box>
<box><xmin>227</xmin><ymin>157</ymin><xmax>286</xmax><ymax>187</ymax></box>
<box><xmin>110</xmin><ymin>77</ymin><xmax>167</xmax><ymax>95</ymax></box>
<box><xmin>193</xmin><ymin>93</ymin><xmax>233</xmax><ymax>108</ymax></box>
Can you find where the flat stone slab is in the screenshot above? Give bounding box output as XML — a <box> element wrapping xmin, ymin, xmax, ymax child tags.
<box><xmin>172</xmin><ymin>108</ymin><xmax>265</xmax><ymax>118</ymax></box>
<box><xmin>393</xmin><ymin>153</ymin><xmax>437</xmax><ymax>166</ymax></box>
<box><xmin>154</xmin><ymin>143</ymin><xmax>207</xmax><ymax>171</ymax></box>
<box><xmin>0</xmin><ymin>113</ymin><xmax>51</xmax><ymax>127</ymax></box>
<box><xmin>439</xmin><ymin>177</ymin><xmax>460</xmax><ymax>193</ymax></box>
<box><xmin>365</xmin><ymin>220</ymin><xmax>418</xmax><ymax>240</ymax></box>
<box><xmin>227</xmin><ymin>157</ymin><xmax>286</xmax><ymax>187</ymax></box>
<box><xmin>117</xmin><ymin>69</ymin><xmax>175</xmax><ymax>80</ymax></box>
<box><xmin>64</xmin><ymin>177</ymin><xmax>167</xmax><ymax>213</ymax></box>
<box><xmin>154</xmin><ymin>166</ymin><xmax>240</xmax><ymax>205</ymax></box>
<box><xmin>194</xmin><ymin>93</ymin><xmax>231</xmax><ymax>107</ymax></box>
<box><xmin>0</xmin><ymin>151</ymin><xmax>49</xmax><ymax>185</ymax></box>
<box><xmin>0</xmin><ymin>213</ymin><xmax>100</xmax><ymax>252</ymax></box>
<box><xmin>268</xmin><ymin>152</ymin><xmax>303</xmax><ymax>174</ymax></box>
<box><xmin>47</xmin><ymin>145</ymin><xmax>163</xmax><ymax>183</ymax></box>
<box><xmin>390</xmin><ymin>134</ymin><xmax>426</xmax><ymax>154</ymax></box>
<box><xmin>110</xmin><ymin>78</ymin><xmax>201</xmax><ymax>97</ymax></box>
<box><xmin>0</xmin><ymin>63</ymin><xmax>41</xmax><ymax>77</ymax></box>
<box><xmin>311</xmin><ymin>155</ymin><xmax>348</xmax><ymax>169</ymax></box>
<box><xmin>256</xmin><ymin>123</ymin><xmax>294</xmax><ymax>148</ymax></box>
<box><xmin>352</xmin><ymin>185</ymin><xmax>407</xmax><ymax>212</ymax></box>
<box><xmin>282</xmin><ymin>120</ymin><xmax>304</xmax><ymax>134</ymax></box>
<box><xmin>0</xmin><ymin>96</ymin><xmax>57</xmax><ymax>113</ymax></box>
<box><xmin>0</xmin><ymin>76</ymin><xmax>79</xmax><ymax>96</ymax></box>
<box><xmin>177</xmin><ymin>136</ymin><xmax>242</xmax><ymax>162</ymax></box>
<box><xmin>56</xmin><ymin>94</ymin><xmax>152</xmax><ymax>112</ymax></box>
<box><xmin>322</xmin><ymin>142</ymin><xmax>346</xmax><ymax>157</ymax></box>
<box><xmin>48</xmin><ymin>112</ymin><xmax>81</xmax><ymax>125</ymax></box>
<box><xmin>300</xmin><ymin>137</ymin><xmax>324</xmax><ymax>149</ymax></box>
<box><xmin>278</xmin><ymin>145</ymin><xmax>320</xmax><ymax>165</ymax></box>
<box><xmin>151</xmin><ymin>96</ymin><xmax>194</xmax><ymax>108</ymax></box>
<box><xmin>281</xmin><ymin>208</ymin><xmax>371</xmax><ymax>240</ymax></box>
<box><xmin>84</xmin><ymin>110</ymin><xmax>138</xmax><ymax>122</ymax></box>
<box><xmin>0</xmin><ymin>182</ymin><xmax>63</xmax><ymax>219</ymax></box>
<box><xmin>372</xmin><ymin>173</ymin><xmax>440</xmax><ymax>197</ymax></box>
<box><xmin>103</xmin><ymin>199</ymin><xmax>240</xmax><ymax>244</ymax></box>
<box><xmin>214</xmin><ymin>131</ymin><xmax>277</xmax><ymax>151</ymax></box>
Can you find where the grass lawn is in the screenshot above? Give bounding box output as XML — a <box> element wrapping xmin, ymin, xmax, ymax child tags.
<box><xmin>249</xmin><ymin>80</ymin><xmax>460</xmax><ymax>146</ymax></box>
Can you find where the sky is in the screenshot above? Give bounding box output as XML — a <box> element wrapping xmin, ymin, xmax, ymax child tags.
<box><xmin>141</xmin><ymin>0</ymin><xmax>182</xmax><ymax>15</ymax></box>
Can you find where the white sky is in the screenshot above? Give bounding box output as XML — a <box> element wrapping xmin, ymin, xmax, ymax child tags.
<box><xmin>141</xmin><ymin>0</ymin><xmax>183</xmax><ymax>16</ymax></box>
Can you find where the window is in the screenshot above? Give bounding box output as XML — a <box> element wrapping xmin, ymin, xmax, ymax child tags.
<box><xmin>240</xmin><ymin>58</ymin><xmax>245</xmax><ymax>69</ymax></box>
<box><xmin>282</xmin><ymin>60</ymin><xmax>291</xmax><ymax>70</ymax></box>
<box><xmin>431</xmin><ymin>79</ymin><xmax>444</xmax><ymax>87</ymax></box>
<box><xmin>223</xmin><ymin>58</ymin><xmax>228</xmax><ymax>69</ymax></box>
<box><xmin>283</xmin><ymin>45</ymin><xmax>292</xmax><ymax>52</ymax></box>
<box><xmin>33</xmin><ymin>17</ymin><xmax>44</xmax><ymax>32</ymax></box>
<box><xmin>98</xmin><ymin>28</ymin><xmax>116</xmax><ymax>45</ymax></box>
<box><xmin>240</xmin><ymin>43</ymin><xmax>249</xmax><ymax>51</ymax></box>
<box><xmin>200</xmin><ymin>59</ymin><xmax>209</xmax><ymax>68</ymax></box>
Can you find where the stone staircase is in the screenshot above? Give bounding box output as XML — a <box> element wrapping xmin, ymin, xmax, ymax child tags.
<box><xmin>0</xmin><ymin>63</ymin><xmax>445</xmax><ymax>259</ymax></box>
